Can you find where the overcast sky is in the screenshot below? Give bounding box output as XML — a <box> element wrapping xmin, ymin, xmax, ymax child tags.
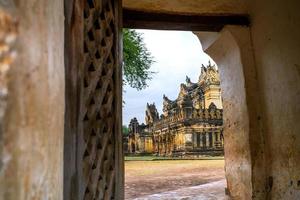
<box><xmin>123</xmin><ymin>30</ymin><xmax>215</xmax><ymax>125</ymax></box>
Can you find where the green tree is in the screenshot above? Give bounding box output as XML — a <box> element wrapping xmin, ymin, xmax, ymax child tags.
<box><xmin>123</xmin><ymin>29</ymin><xmax>155</xmax><ymax>90</ymax></box>
<box><xmin>122</xmin><ymin>125</ymin><xmax>129</xmax><ymax>136</ymax></box>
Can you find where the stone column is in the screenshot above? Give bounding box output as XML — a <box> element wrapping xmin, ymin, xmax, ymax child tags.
<box><xmin>206</xmin><ymin>132</ymin><xmax>210</xmax><ymax>148</ymax></box>
<box><xmin>218</xmin><ymin>132</ymin><xmax>221</xmax><ymax>147</ymax></box>
<box><xmin>212</xmin><ymin>131</ymin><xmax>216</xmax><ymax>149</ymax></box>
<box><xmin>215</xmin><ymin>131</ymin><xmax>220</xmax><ymax>148</ymax></box>
<box><xmin>200</xmin><ymin>133</ymin><xmax>203</xmax><ymax>148</ymax></box>
<box><xmin>202</xmin><ymin>133</ymin><xmax>206</xmax><ymax>148</ymax></box>
<box><xmin>193</xmin><ymin>132</ymin><xmax>197</xmax><ymax>148</ymax></box>
<box><xmin>221</xmin><ymin>132</ymin><xmax>224</xmax><ymax>147</ymax></box>
<box><xmin>197</xmin><ymin>133</ymin><xmax>200</xmax><ymax>148</ymax></box>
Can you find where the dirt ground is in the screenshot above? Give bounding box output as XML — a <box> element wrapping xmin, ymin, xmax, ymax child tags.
<box><xmin>125</xmin><ymin>159</ymin><xmax>225</xmax><ymax>199</ymax></box>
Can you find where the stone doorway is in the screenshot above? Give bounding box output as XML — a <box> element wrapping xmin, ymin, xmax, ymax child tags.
<box><xmin>122</xmin><ymin>7</ymin><xmax>263</xmax><ymax>199</ymax></box>
<box><xmin>63</xmin><ymin>1</ymin><xmax>259</xmax><ymax>199</ymax></box>
<box><xmin>122</xmin><ymin>29</ymin><xmax>226</xmax><ymax>199</ymax></box>
<box><xmin>0</xmin><ymin>1</ymin><xmax>273</xmax><ymax>200</ymax></box>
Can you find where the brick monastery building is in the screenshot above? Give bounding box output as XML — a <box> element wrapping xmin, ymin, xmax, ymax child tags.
<box><xmin>125</xmin><ymin>62</ymin><xmax>224</xmax><ymax>156</ymax></box>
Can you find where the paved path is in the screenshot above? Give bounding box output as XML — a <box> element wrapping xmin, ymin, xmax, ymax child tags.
<box><xmin>133</xmin><ymin>179</ymin><xmax>228</xmax><ymax>200</ymax></box>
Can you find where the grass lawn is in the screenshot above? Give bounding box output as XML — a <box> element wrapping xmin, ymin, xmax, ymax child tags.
<box><xmin>124</xmin><ymin>155</ymin><xmax>224</xmax><ymax>161</ymax></box>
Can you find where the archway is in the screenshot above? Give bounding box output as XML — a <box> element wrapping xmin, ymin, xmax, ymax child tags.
<box><xmin>195</xmin><ymin>27</ymin><xmax>266</xmax><ymax>199</ymax></box>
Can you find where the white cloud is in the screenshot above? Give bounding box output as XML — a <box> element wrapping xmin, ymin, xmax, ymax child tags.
<box><xmin>123</xmin><ymin>30</ymin><xmax>214</xmax><ymax>125</ymax></box>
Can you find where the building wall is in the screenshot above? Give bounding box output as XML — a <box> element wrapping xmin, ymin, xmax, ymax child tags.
<box><xmin>127</xmin><ymin>133</ymin><xmax>153</xmax><ymax>154</ymax></box>
<box><xmin>202</xmin><ymin>27</ymin><xmax>257</xmax><ymax>199</ymax></box>
<box><xmin>249</xmin><ymin>0</ymin><xmax>300</xmax><ymax>198</ymax></box>
<box><xmin>144</xmin><ymin>137</ymin><xmax>153</xmax><ymax>153</ymax></box>
<box><xmin>197</xmin><ymin>1</ymin><xmax>300</xmax><ymax>197</ymax></box>
<box><xmin>0</xmin><ymin>1</ymin><xmax>64</xmax><ymax>199</ymax></box>
<box><xmin>150</xmin><ymin>124</ymin><xmax>223</xmax><ymax>156</ymax></box>
<box><xmin>204</xmin><ymin>85</ymin><xmax>223</xmax><ymax>109</ymax></box>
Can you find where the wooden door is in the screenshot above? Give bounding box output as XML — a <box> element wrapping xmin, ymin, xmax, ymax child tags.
<box><xmin>64</xmin><ymin>0</ymin><xmax>123</xmax><ymax>199</ymax></box>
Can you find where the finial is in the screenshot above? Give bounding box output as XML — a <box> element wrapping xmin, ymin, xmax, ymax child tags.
<box><xmin>186</xmin><ymin>75</ymin><xmax>191</xmax><ymax>83</ymax></box>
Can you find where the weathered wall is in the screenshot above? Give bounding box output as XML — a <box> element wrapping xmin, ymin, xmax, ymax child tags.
<box><xmin>0</xmin><ymin>7</ymin><xmax>17</xmax><ymax>199</ymax></box>
<box><xmin>197</xmin><ymin>27</ymin><xmax>268</xmax><ymax>199</ymax></box>
<box><xmin>0</xmin><ymin>1</ymin><xmax>64</xmax><ymax>199</ymax></box>
<box><xmin>248</xmin><ymin>0</ymin><xmax>300</xmax><ymax>198</ymax></box>
<box><xmin>123</xmin><ymin>0</ymin><xmax>247</xmax><ymax>15</ymax></box>
<box><xmin>198</xmin><ymin>28</ymin><xmax>254</xmax><ymax>199</ymax></box>
<box><xmin>204</xmin><ymin>85</ymin><xmax>223</xmax><ymax>109</ymax></box>
<box><xmin>63</xmin><ymin>0</ymin><xmax>84</xmax><ymax>199</ymax></box>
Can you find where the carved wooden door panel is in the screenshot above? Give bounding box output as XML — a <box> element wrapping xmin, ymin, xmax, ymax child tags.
<box><xmin>81</xmin><ymin>0</ymin><xmax>123</xmax><ymax>199</ymax></box>
<box><xmin>64</xmin><ymin>0</ymin><xmax>123</xmax><ymax>199</ymax></box>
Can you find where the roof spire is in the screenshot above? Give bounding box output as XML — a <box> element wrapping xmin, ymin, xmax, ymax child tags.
<box><xmin>186</xmin><ymin>75</ymin><xmax>191</xmax><ymax>84</ymax></box>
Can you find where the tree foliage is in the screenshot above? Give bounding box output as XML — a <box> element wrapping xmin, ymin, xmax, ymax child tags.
<box><xmin>122</xmin><ymin>125</ymin><xmax>129</xmax><ymax>136</ymax></box>
<box><xmin>123</xmin><ymin>29</ymin><xmax>155</xmax><ymax>90</ymax></box>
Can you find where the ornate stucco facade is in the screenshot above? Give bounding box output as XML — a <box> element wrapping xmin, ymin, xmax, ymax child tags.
<box><xmin>126</xmin><ymin>118</ymin><xmax>153</xmax><ymax>154</ymax></box>
<box><xmin>126</xmin><ymin>62</ymin><xmax>224</xmax><ymax>156</ymax></box>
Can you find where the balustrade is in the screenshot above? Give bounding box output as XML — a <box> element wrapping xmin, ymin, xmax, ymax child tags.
<box><xmin>152</xmin><ymin>108</ymin><xmax>223</xmax><ymax>129</ymax></box>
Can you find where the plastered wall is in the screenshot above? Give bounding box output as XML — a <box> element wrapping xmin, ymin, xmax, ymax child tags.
<box><xmin>198</xmin><ymin>28</ymin><xmax>253</xmax><ymax>199</ymax></box>
<box><xmin>196</xmin><ymin>0</ymin><xmax>300</xmax><ymax>198</ymax></box>
<box><xmin>123</xmin><ymin>0</ymin><xmax>247</xmax><ymax>15</ymax></box>
<box><xmin>0</xmin><ymin>1</ymin><xmax>65</xmax><ymax>199</ymax></box>
<box><xmin>249</xmin><ymin>0</ymin><xmax>300</xmax><ymax>198</ymax></box>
